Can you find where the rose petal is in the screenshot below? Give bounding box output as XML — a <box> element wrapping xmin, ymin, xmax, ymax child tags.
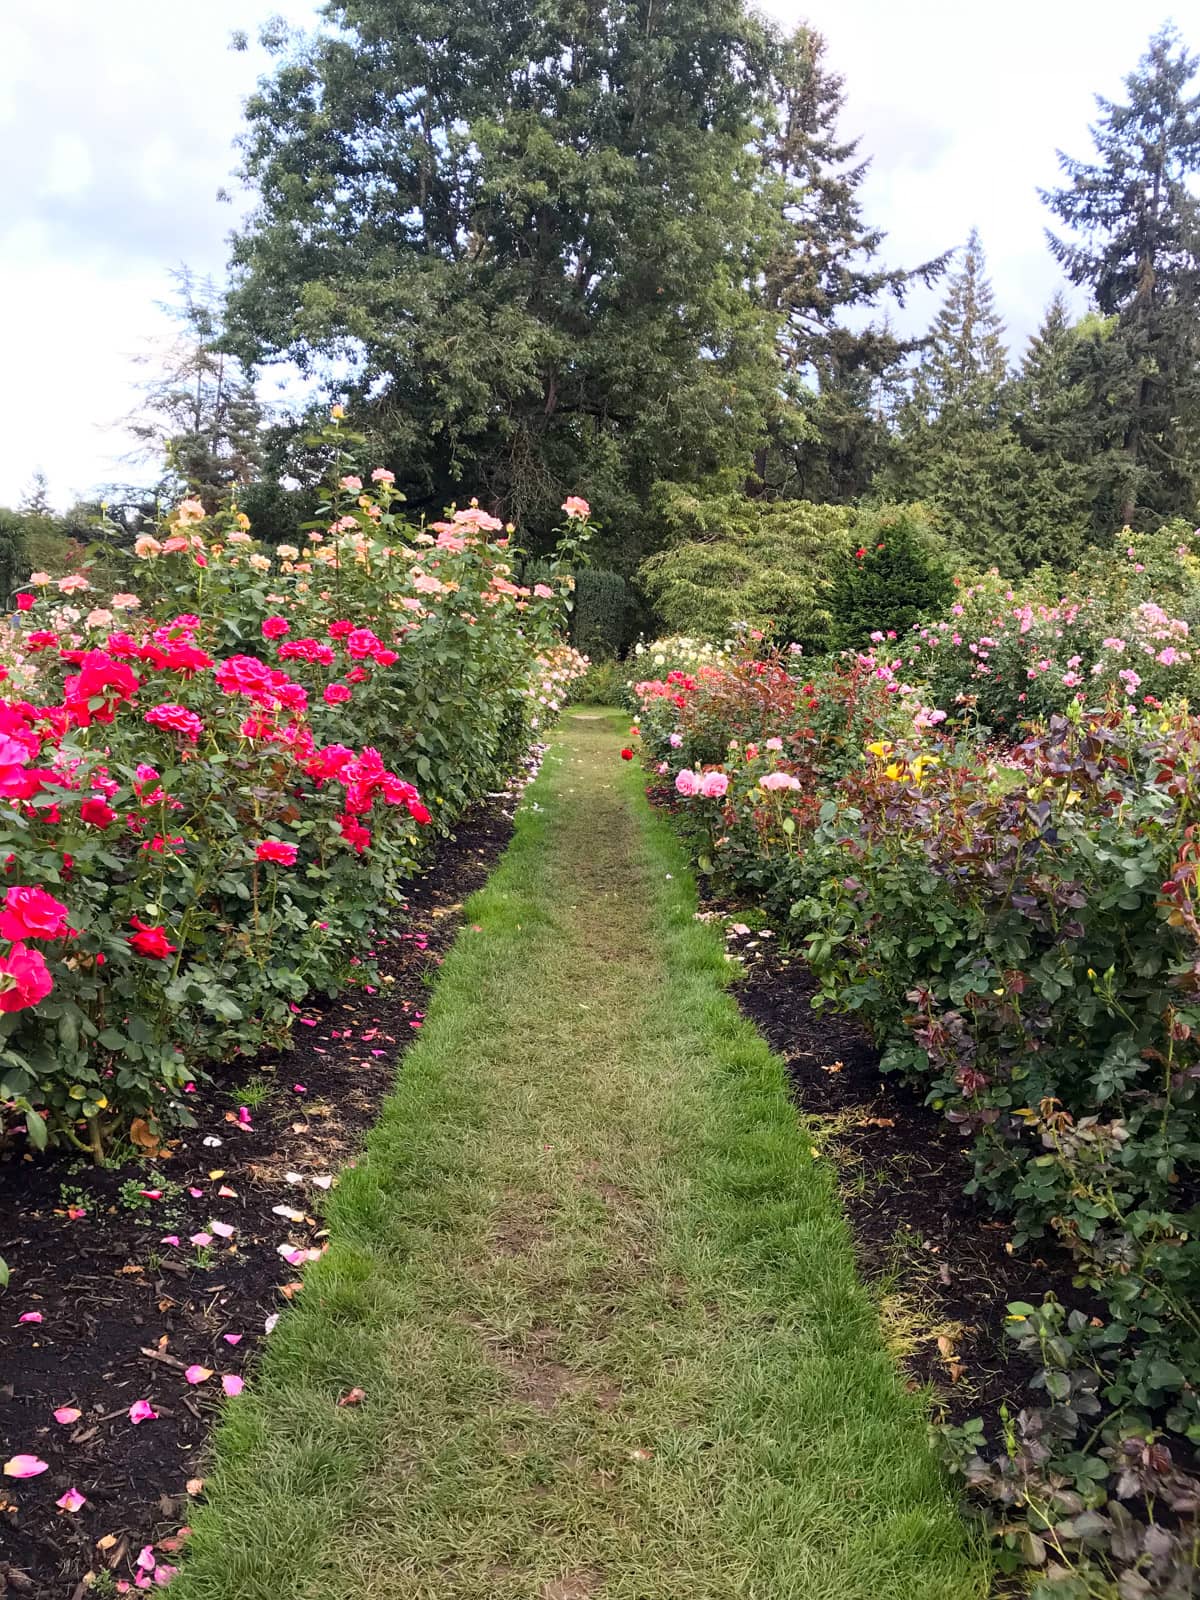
<box><xmin>3</xmin><ymin>1454</ymin><xmax>49</xmax><ymax>1478</ymax></box>
<box><xmin>264</xmin><ymin>1313</ymin><xmax>279</xmax><ymax>1334</ymax></box>
<box><xmin>188</xmin><ymin>1188</ymin><xmax>204</xmax><ymax>1199</ymax></box>
<box><xmin>54</xmin><ymin>1406</ymin><xmax>82</xmax><ymax>1425</ymax></box>
<box><xmin>160</xmin><ymin>1235</ymin><xmax>180</xmax><ymax>1248</ymax></box>
<box><xmin>136</xmin><ymin>1544</ymin><xmax>156</xmax><ymax>1572</ymax></box>
<box><xmin>221</xmin><ymin>1374</ymin><xmax>244</xmax><ymax>1397</ymax></box>
<box><xmin>222</xmin><ymin>1333</ymin><xmax>242</xmax><ymax>1346</ymax></box>
<box><xmin>189</xmin><ymin>1232</ymin><xmax>212</xmax><ymax>1248</ymax></box>
<box><xmin>18</xmin><ymin>1311</ymin><xmax>43</xmax><ymax>1324</ymax></box>
<box><xmin>184</xmin><ymin>1365</ymin><xmax>212</xmax><ymax>1385</ymax></box>
<box><xmin>56</xmin><ymin>1487</ymin><xmax>86</xmax><ymax>1512</ymax></box>
<box><xmin>210</xmin><ymin>1221</ymin><xmax>235</xmax><ymax>1239</ymax></box>
<box><xmin>129</xmin><ymin>1399</ymin><xmax>157</xmax><ymax>1424</ymax></box>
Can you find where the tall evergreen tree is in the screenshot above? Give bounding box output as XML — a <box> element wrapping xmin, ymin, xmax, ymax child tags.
<box><xmin>125</xmin><ymin>269</ymin><xmax>264</xmax><ymax>512</ymax></box>
<box><xmin>1001</xmin><ymin>296</ymin><xmax>1137</xmax><ymax>568</ymax></box>
<box><xmin>224</xmin><ymin>0</ymin><xmax>784</xmax><ymax>559</ymax></box>
<box><xmin>756</xmin><ymin>25</ymin><xmax>946</xmax><ymax>501</ymax></box>
<box><xmin>888</xmin><ymin>231</ymin><xmax>1018</xmax><ymax>568</ymax></box>
<box><xmin>1042</xmin><ymin>24</ymin><xmax>1200</xmax><ymax>525</ymax></box>
<box><xmin>908</xmin><ymin>229</ymin><xmax>1008</xmax><ymax>424</ymax></box>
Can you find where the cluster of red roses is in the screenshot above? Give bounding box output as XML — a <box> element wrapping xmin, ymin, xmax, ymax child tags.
<box><xmin>0</xmin><ymin>606</ymin><xmax>432</xmax><ymax>1028</ymax></box>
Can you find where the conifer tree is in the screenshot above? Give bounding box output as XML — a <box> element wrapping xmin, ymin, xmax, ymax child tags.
<box><xmin>1042</xmin><ymin>25</ymin><xmax>1200</xmax><ymax>524</ymax></box>
<box><xmin>888</xmin><ymin>231</ymin><xmax>1017</xmax><ymax>568</ymax></box>
<box><xmin>755</xmin><ymin>25</ymin><xmax>947</xmax><ymax>501</ymax></box>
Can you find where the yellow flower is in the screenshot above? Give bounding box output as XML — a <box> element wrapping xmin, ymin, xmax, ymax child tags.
<box><xmin>866</xmin><ymin>740</ymin><xmax>893</xmax><ymax>758</ymax></box>
<box><xmin>883</xmin><ymin>761</ymin><xmax>906</xmax><ymax>781</ymax></box>
<box><xmin>330</xmin><ymin>404</ymin><xmax>346</xmax><ymax>420</ymax></box>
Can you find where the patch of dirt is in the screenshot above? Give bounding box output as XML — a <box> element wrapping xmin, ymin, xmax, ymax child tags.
<box><xmin>0</xmin><ymin>784</ymin><xmax>526</xmax><ymax>1599</ymax></box>
<box><xmin>729</xmin><ymin>933</ymin><xmax>1087</xmax><ymax>1426</ymax></box>
<box><xmin>478</xmin><ymin>1323</ymin><xmax>621</xmax><ymax>1417</ymax></box>
<box><xmin>541</xmin><ymin>1569</ymin><xmax>603</xmax><ymax>1600</ymax></box>
<box><xmin>490</xmin><ymin>1190</ymin><xmax>557</xmax><ymax>1258</ymax></box>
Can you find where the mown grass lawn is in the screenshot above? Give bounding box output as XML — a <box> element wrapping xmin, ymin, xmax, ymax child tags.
<box><xmin>173</xmin><ymin>709</ymin><xmax>986</xmax><ymax>1600</ymax></box>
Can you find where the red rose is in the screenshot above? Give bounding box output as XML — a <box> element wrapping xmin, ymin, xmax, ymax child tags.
<box><xmin>261</xmin><ymin>616</ymin><xmax>290</xmax><ymax>640</ymax></box>
<box><xmin>15</xmin><ymin>593</ymin><xmax>34</xmax><ymax>612</ymax></box>
<box><xmin>0</xmin><ymin>942</ymin><xmax>53</xmax><ymax>1012</ymax></box>
<box><xmin>127</xmin><ymin>917</ymin><xmax>177</xmax><ymax>959</ymax></box>
<box><xmin>324</xmin><ymin>683</ymin><xmax>352</xmax><ymax>704</ymax></box>
<box><xmin>144</xmin><ymin>703</ymin><xmax>205</xmax><ymax>741</ymax></box>
<box><xmin>620</xmin><ymin>748</ymin><xmax>633</xmax><ymax>760</ymax></box>
<box><xmin>0</xmin><ymin>886</ymin><xmax>70</xmax><ymax>941</ymax></box>
<box><xmin>256</xmin><ymin>840</ymin><xmax>298</xmax><ymax>866</ymax></box>
<box><xmin>80</xmin><ymin>797</ymin><xmax>116</xmax><ymax>829</ymax></box>
<box><xmin>408</xmin><ymin>801</ymin><xmax>432</xmax><ymax>826</ymax></box>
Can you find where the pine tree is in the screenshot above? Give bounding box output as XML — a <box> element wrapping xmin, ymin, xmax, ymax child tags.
<box><xmin>888</xmin><ymin>231</ymin><xmax>1017</xmax><ymax>568</ymax></box>
<box><xmin>1003</xmin><ymin>295</ymin><xmax>1102</xmax><ymax>568</ymax></box>
<box><xmin>757</xmin><ymin>25</ymin><xmax>946</xmax><ymax>501</ymax></box>
<box><xmin>19</xmin><ymin>472</ymin><xmax>52</xmax><ymax>518</ymax></box>
<box><xmin>125</xmin><ymin>269</ymin><xmax>264</xmax><ymax>512</ymax></box>
<box><xmin>909</xmin><ymin>229</ymin><xmax>1008</xmax><ymax>424</ymax></box>
<box><xmin>1042</xmin><ymin>24</ymin><xmax>1200</xmax><ymax>524</ymax></box>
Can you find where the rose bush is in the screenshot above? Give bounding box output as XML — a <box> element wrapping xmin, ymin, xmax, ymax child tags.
<box><xmin>0</xmin><ymin>433</ymin><xmax>586</xmax><ymax>1158</ymax></box>
<box><xmin>632</xmin><ymin>636</ymin><xmax>1200</xmax><ymax>1591</ymax></box>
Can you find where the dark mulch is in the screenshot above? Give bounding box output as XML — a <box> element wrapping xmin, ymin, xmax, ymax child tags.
<box><xmin>727</xmin><ymin>926</ymin><xmax>1086</xmax><ymax>1428</ymax></box>
<box><xmin>0</xmin><ymin>778</ymin><xmax>525</xmax><ymax>1599</ymax></box>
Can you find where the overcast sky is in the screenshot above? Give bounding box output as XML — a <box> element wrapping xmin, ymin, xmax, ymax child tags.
<box><xmin>0</xmin><ymin>0</ymin><xmax>1187</xmax><ymax>508</ymax></box>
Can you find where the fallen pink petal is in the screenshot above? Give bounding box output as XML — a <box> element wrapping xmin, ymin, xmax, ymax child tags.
<box><xmin>184</xmin><ymin>1365</ymin><xmax>213</xmax><ymax>1385</ymax></box>
<box><xmin>221</xmin><ymin>1374</ymin><xmax>244</xmax><ymax>1397</ymax></box>
<box><xmin>53</xmin><ymin>1405</ymin><xmax>82</xmax><ymax>1425</ymax></box>
<box><xmin>129</xmin><ymin>1399</ymin><xmax>157</xmax><ymax>1425</ymax></box>
<box><xmin>222</xmin><ymin>1333</ymin><xmax>243</xmax><ymax>1345</ymax></box>
<box><xmin>4</xmin><ymin>1454</ymin><xmax>49</xmax><ymax>1478</ymax></box>
<box><xmin>189</xmin><ymin>1232</ymin><xmax>213</xmax><ymax>1248</ymax></box>
<box><xmin>210</xmin><ymin>1220</ymin><xmax>235</xmax><ymax>1238</ymax></box>
<box><xmin>18</xmin><ymin>1311</ymin><xmax>43</xmax><ymax>1324</ymax></box>
<box><xmin>56</xmin><ymin>1487</ymin><xmax>87</xmax><ymax>1512</ymax></box>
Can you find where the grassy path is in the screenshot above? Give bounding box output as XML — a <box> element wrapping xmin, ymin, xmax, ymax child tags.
<box><xmin>175</xmin><ymin>710</ymin><xmax>985</xmax><ymax>1600</ymax></box>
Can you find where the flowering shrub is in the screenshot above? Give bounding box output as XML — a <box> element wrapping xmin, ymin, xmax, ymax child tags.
<box><xmin>0</xmin><ymin>438</ymin><xmax>586</xmax><ymax>1157</ymax></box>
<box><xmin>899</xmin><ymin>525</ymin><xmax>1200</xmax><ymax>730</ymax></box>
<box><xmin>632</xmin><ymin>642</ymin><xmax>1200</xmax><ymax>1589</ymax></box>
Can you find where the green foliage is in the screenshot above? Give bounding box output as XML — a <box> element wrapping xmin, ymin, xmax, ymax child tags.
<box><xmin>1042</xmin><ymin>24</ymin><xmax>1200</xmax><ymax>526</ymax></box>
<box><xmin>0</xmin><ymin>433</ymin><xmax>581</xmax><ymax>1156</ymax></box>
<box><xmin>632</xmin><ymin>646</ymin><xmax>1200</xmax><ymax>1593</ymax></box>
<box><xmin>756</xmin><ymin>26</ymin><xmax>947</xmax><ymax>503</ymax></box>
<box><xmin>225</xmin><ymin>0</ymin><xmax>784</xmax><ymax>554</ymax></box>
<box><xmin>569</xmin><ymin>568</ymin><xmax>630</xmax><ymax>660</ymax></box>
<box><xmin>829</xmin><ymin>506</ymin><xmax>954</xmax><ymax>651</ymax></box>
<box><xmin>638</xmin><ymin>482</ymin><xmax>853</xmax><ymax>645</ymax></box>
<box><xmin>889</xmin><ymin>231</ymin><xmax>1021</xmax><ymax>569</ymax></box>
<box><xmin>568</xmin><ymin>658</ymin><xmax>625</xmax><ymax>706</ymax></box>
<box><xmin>898</xmin><ymin>525</ymin><xmax>1200</xmax><ymax>732</ymax></box>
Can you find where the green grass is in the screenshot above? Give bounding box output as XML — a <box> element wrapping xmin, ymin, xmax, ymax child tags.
<box><xmin>173</xmin><ymin>710</ymin><xmax>986</xmax><ymax>1600</ymax></box>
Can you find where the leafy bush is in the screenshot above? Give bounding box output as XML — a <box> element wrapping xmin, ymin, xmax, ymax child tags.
<box><xmin>900</xmin><ymin>524</ymin><xmax>1200</xmax><ymax>731</ymax></box>
<box><xmin>631</xmin><ymin>644</ymin><xmax>1200</xmax><ymax>1594</ymax></box>
<box><xmin>0</xmin><ymin>431</ymin><xmax>584</xmax><ymax>1159</ymax></box>
<box><xmin>638</xmin><ymin>483</ymin><xmax>853</xmax><ymax>646</ymax></box>
<box><xmin>829</xmin><ymin>504</ymin><xmax>954</xmax><ymax>650</ymax></box>
<box><xmin>569</xmin><ymin>659</ymin><xmax>623</xmax><ymax>706</ymax></box>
